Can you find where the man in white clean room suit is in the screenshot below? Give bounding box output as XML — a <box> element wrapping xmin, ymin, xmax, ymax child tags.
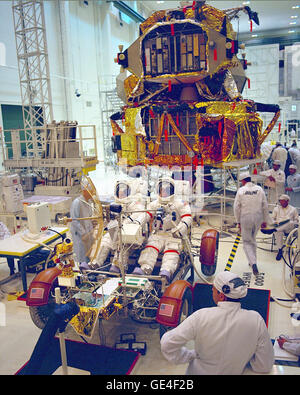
<box><xmin>271</xmin><ymin>194</ymin><xmax>299</xmax><ymax>261</ymax></box>
<box><xmin>271</xmin><ymin>142</ymin><xmax>287</xmax><ymax>170</ymax></box>
<box><xmin>160</xmin><ymin>271</ymin><xmax>274</xmax><ymax>375</ymax></box>
<box><xmin>286</xmin><ymin>164</ymin><xmax>300</xmax><ymax>213</ymax></box>
<box><xmin>133</xmin><ymin>177</ymin><xmax>192</xmax><ymax>283</ymax></box>
<box><xmin>233</xmin><ymin>172</ymin><xmax>270</xmax><ymax>275</ymax></box>
<box><xmin>260</xmin><ymin>160</ymin><xmax>286</xmax><ymax>204</ymax></box>
<box><xmin>70</xmin><ymin>178</ymin><xmax>95</xmax><ymax>265</ymax></box>
<box><xmin>277</xmin><ymin>334</ymin><xmax>300</xmax><ymax>357</ymax></box>
<box><xmin>288</xmin><ymin>141</ymin><xmax>300</xmax><ymax>172</ymax></box>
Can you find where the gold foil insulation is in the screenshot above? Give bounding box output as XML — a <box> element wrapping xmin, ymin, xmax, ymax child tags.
<box><xmin>112</xmin><ymin>3</ymin><xmax>280</xmax><ymax>168</ymax></box>
<box><xmin>113</xmin><ymin>102</ymin><xmax>274</xmax><ymax>167</ymax></box>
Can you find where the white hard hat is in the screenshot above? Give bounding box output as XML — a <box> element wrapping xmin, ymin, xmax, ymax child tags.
<box><xmin>213</xmin><ymin>271</ymin><xmax>248</xmax><ymax>299</ymax></box>
<box><xmin>289</xmin><ymin>164</ymin><xmax>297</xmax><ymax>170</ymax></box>
<box><xmin>273</xmin><ymin>160</ymin><xmax>281</xmax><ymax>166</ymax></box>
<box><xmin>279</xmin><ymin>194</ymin><xmax>290</xmax><ymax>201</ymax></box>
<box><xmin>80</xmin><ymin>176</ymin><xmax>95</xmax><ymax>196</ymax></box>
<box><xmin>239</xmin><ymin>172</ymin><xmax>251</xmax><ymax>181</ymax></box>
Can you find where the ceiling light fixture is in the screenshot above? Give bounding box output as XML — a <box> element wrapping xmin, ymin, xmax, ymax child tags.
<box><xmin>288</xmin><ymin>30</ymin><xmax>296</xmax><ymax>33</ymax></box>
<box><xmin>290</xmin><ymin>21</ymin><xmax>297</xmax><ymax>24</ymax></box>
<box><xmin>292</xmin><ymin>5</ymin><xmax>300</xmax><ymax>9</ymax></box>
<box><xmin>291</xmin><ymin>15</ymin><xmax>298</xmax><ymax>18</ymax></box>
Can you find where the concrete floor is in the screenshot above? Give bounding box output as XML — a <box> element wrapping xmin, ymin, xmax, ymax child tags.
<box><xmin>1</xmin><ymin>166</ymin><xmax>300</xmax><ymax>375</ymax></box>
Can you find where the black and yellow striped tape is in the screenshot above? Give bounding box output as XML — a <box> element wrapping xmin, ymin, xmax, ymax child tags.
<box><xmin>224</xmin><ymin>234</ymin><xmax>241</xmax><ymax>272</ymax></box>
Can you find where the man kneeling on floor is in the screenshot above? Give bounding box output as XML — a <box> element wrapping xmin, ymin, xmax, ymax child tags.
<box><xmin>271</xmin><ymin>194</ymin><xmax>299</xmax><ymax>261</ymax></box>
<box><xmin>160</xmin><ymin>271</ymin><xmax>274</xmax><ymax>375</ymax></box>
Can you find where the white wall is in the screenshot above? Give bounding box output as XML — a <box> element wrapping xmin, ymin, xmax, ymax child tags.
<box><xmin>0</xmin><ymin>1</ymin><xmax>20</xmax><ymax>105</ymax></box>
<box><xmin>242</xmin><ymin>43</ymin><xmax>300</xmax><ymax>136</ymax></box>
<box><xmin>243</xmin><ymin>44</ymin><xmax>279</xmax><ymax>105</ymax></box>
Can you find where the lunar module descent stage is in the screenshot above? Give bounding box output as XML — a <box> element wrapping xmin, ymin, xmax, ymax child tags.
<box><xmin>111</xmin><ymin>0</ymin><xmax>281</xmax><ymax>168</ymax></box>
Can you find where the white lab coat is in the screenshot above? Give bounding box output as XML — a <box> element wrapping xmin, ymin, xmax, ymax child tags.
<box><xmin>160</xmin><ymin>301</ymin><xmax>274</xmax><ymax>375</ymax></box>
<box><xmin>137</xmin><ymin>199</ymin><xmax>192</xmax><ymax>276</ymax></box>
<box><xmin>70</xmin><ymin>197</ymin><xmax>94</xmax><ymax>263</ymax></box>
<box><xmin>281</xmin><ymin>336</ymin><xmax>300</xmax><ymax>356</ymax></box>
<box><xmin>287</xmin><ymin>173</ymin><xmax>300</xmax><ymax>213</ymax></box>
<box><xmin>271</xmin><ymin>204</ymin><xmax>299</xmax><ymax>249</ymax></box>
<box><xmin>288</xmin><ymin>147</ymin><xmax>300</xmax><ymax>172</ymax></box>
<box><xmin>260</xmin><ymin>168</ymin><xmax>285</xmax><ymax>204</ymax></box>
<box><xmin>271</xmin><ymin>146</ymin><xmax>288</xmax><ymax>170</ymax></box>
<box><xmin>234</xmin><ymin>182</ymin><xmax>270</xmax><ymax>268</ymax></box>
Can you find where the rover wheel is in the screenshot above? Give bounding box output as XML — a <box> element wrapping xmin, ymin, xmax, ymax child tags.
<box><xmin>28</xmin><ymin>283</ymin><xmax>63</xmax><ymax>329</ymax></box>
<box><xmin>29</xmin><ymin>300</ymin><xmax>56</xmax><ymax>330</ymax></box>
<box><xmin>200</xmin><ymin>230</ymin><xmax>219</xmax><ymax>277</ymax></box>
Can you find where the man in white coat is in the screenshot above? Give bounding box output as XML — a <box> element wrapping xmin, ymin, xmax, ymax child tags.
<box><xmin>286</xmin><ymin>164</ymin><xmax>300</xmax><ymax>213</ymax></box>
<box><xmin>260</xmin><ymin>160</ymin><xmax>286</xmax><ymax>205</ymax></box>
<box><xmin>160</xmin><ymin>271</ymin><xmax>274</xmax><ymax>375</ymax></box>
<box><xmin>277</xmin><ymin>334</ymin><xmax>300</xmax><ymax>357</ymax></box>
<box><xmin>271</xmin><ymin>142</ymin><xmax>288</xmax><ymax>171</ymax></box>
<box><xmin>288</xmin><ymin>141</ymin><xmax>300</xmax><ymax>172</ymax></box>
<box><xmin>233</xmin><ymin>172</ymin><xmax>270</xmax><ymax>275</ymax></box>
<box><xmin>271</xmin><ymin>194</ymin><xmax>299</xmax><ymax>261</ymax></box>
<box><xmin>70</xmin><ymin>179</ymin><xmax>95</xmax><ymax>265</ymax></box>
<box><xmin>133</xmin><ymin>177</ymin><xmax>192</xmax><ymax>283</ymax></box>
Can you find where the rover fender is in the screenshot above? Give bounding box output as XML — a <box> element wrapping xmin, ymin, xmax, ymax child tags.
<box><xmin>26</xmin><ymin>266</ymin><xmax>62</xmax><ymax>307</ymax></box>
<box><xmin>200</xmin><ymin>229</ymin><xmax>219</xmax><ymax>276</ymax></box>
<box><xmin>156</xmin><ymin>279</ymin><xmax>193</xmax><ymax>327</ymax></box>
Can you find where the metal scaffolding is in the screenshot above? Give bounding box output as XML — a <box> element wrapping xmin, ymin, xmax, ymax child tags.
<box><xmin>100</xmin><ymin>82</ymin><xmax>124</xmax><ymax>168</ymax></box>
<box><xmin>12</xmin><ymin>0</ymin><xmax>53</xmax><ymax>157</ymax></box>
<box><xmin>8</xmin><ymin>0</ymin><xmax>99</xmax><ymax>194</ymax></box>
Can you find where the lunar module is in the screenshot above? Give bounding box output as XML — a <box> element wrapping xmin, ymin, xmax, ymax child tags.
<box><xmin>111</xmin><ymin>1</ymin><xmax>280</xmax><ymax>168</ymax></box>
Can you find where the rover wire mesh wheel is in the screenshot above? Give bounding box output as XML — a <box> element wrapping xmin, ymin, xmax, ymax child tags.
<box><xmin>79</xmin><ymin>174</ymin><xmax>104</xmax><ymax>262</ymax></box>
<box><xmin>28</xmin><ymin>281</ymin><xmax>60</xmax><ymax>329</ymax></box>
<box><xmin>159</xmin><ymin>286</ymin><xmax>193</xmax><ymax>339</ymax></box>
<box><xmin>286</xmin><ymin>229</ymin><xmax>298</xmax><ymax>269</ymax></box>
<box><xmin>29</xmin><ymin>300</ymin><xmax>56</xmax><ymax>330</ymax></box>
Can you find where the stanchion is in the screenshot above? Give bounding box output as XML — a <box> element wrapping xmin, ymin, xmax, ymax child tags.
<box><xmin>55</xmin><ymin>287</ymin><xmax>68</xmax><ymax>375</ymax></box>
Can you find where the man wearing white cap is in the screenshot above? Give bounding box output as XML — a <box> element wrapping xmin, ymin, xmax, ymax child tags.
<box><xmin>70</xmin><ymin>178</ymin><xmax>95</xmax><ymax>265</ymax></box>
<box><xmin>233</xmin><ymin>172</ymin><xmax>270</xmax><ymax>275</ymax></box>
<box><xmin>160</xmin><ymin>271</ymin><xmax>274</xmax><ymax>375</ymax></box>
<box><xmin>271</xmin><ymin>194</ymin><xmax>299</xmax><ymax>260</ymax></box>
<box><xmin>271</xmin><ymin>142</ymin><xmax>288</xmax><ymax>171</ymax></box>
<box><xmin>288</xmin><ymin>141</ymin><xmax>300</xmax><ymax>172</ymax></box>
<box><xmin>277</xmin><ymin>334</ymin><xmax>300</xmax><ymax>357</ymax></box>
<box><xmin>286</xmin><ymin>164</ymin><xmax>300</xmax><ymax>213</ymax></box>
<box><xmin>260</xmin><ymin>160</ymin><xmax>286</xmax><ymax>204</ymax></box>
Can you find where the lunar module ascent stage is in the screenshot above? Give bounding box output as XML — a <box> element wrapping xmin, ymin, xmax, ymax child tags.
<box><xmin>111</xmin><ymin>0</ymin><xmax>280</xmax><ymax>168</ymax></box>
<box><xmin>26</xmin><ymin>2</ymin><xmax>281</xmax><ymax>341</ymax></box>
